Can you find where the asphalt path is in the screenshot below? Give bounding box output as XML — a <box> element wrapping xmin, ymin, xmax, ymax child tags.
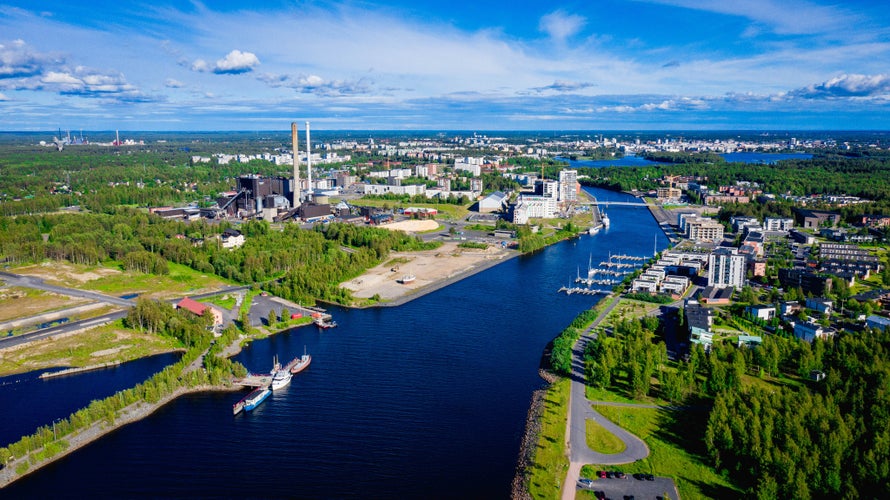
<box><xmin>561</xmin><ymin>294</ymin><xmax>651</xmax><ymax>500</ymax></box>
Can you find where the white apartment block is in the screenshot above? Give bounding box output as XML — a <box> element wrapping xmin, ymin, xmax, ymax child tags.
<box><xmin>513</xmin><ymin>195</ymin><xmax>557</xmax><ymax>224</ymax></box>
<box><xmin>687</xmin><ymin>219</ymin><xmax>725</xmax><ymax>241</ymax></box>
<box><xmin>454</xmin><ymin>157</ymin><xmax>483</xmax><ymax>176</ymax></box>
<box><xmin>764</xmin><ymin>217</ymin><xmax>794</xmax><ymax>232</ymax></box>
<box><xmin>558</xmin><ymin>170</ymin><xmax>578</xmax><ymax>204</ymax></box>
<box><xmin>362</xmin><ymin>184</ymin><xmax>426</xmax><ymax>196</ymax></box>
<box><xmin>708</xmin><ymin>248</ymin><xmax>746</xmax><ymax>289</ymax></box>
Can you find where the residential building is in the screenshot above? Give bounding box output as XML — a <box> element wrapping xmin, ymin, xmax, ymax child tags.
<box><xmin>221</xmin><ymin>229</ymin><xmax>245</xmax><ymax>249</ymax></box>
<box><xmin>797</xmin><ymin>209</ymin><xmax>841</xmax><ymax>229</ymax></box>
<box><xmin>778</xmin><ymin>269</ymin><xmax>832</xmax><ymax>296</ymax></box>
<box><xmin>764</xmin><ymin>217</ymin><xmax>794</xmax><ymax>232</ymax></box>
<box><xmin>687</xmin><ymin>219</ymin><xmax>725</xmax><ymax>241</ymax></box>
<box><xmin>805</xmin><ymin>297</ymin><xmax>833</xmax><ymax>316</ymax></box>
<box><xmin>686</xmin><ymin>302</ymin><xmax>714</xmax><ymax>349</ymax></box>
<box><xmin>558</xmin><ymin>170</ymin><xmax>578</xmax><ymax>204</ymax></box>
<box><xmin>708</xmin><ymin>248</ymin><xmax>746</xmax><ymax>289</ymax></box>
<box><xmin>866</xmin><ymin>315</ymin><xmax>890</xmax><ymax>332</ymax></box>
<box><xmin>794</xmin><ymin>321</ymin><xmax>835</xmax><ymax>343</ymax></box>
<box><xmin>746</xmin><ymin>305</ymin><xmax>776</xmax><ymax>321</ymax></box>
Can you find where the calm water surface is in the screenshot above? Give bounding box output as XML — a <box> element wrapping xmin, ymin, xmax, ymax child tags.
<box><xmin>3</xmin><ymin>187</ymin><xmax>667</xmax><ymax>498</ymax></box>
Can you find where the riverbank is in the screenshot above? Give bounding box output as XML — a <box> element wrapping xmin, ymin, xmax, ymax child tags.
<box><xmin>0</xmin><ymin>383</ymin><xmax>241</xmax><ymax>488</ymax></box>
<box><xmin>341</xmin><ymin>240</ymin><xmax>520</xmax><ymax>307</ymax></box>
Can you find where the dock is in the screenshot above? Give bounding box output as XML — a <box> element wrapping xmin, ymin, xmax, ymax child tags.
<box><xmin>233</xmin><ymin>373</ymin><xmax>273</xmax><ymax>388</ymax></box>
<box><xmin>558</xmin><ymin>286</ymin><xmax>610</xmax><ymax>296</ymax></box>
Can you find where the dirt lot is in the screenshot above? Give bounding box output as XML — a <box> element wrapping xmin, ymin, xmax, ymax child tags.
<box><xmin>0</xmin><ymin>287</ymin><xmax>89</xmax><ymax>323</ymax></box>
<box><xmin>380</xmin><ymin>219</ymin><xmax>440</xmax><ymax>232</ymax></box>
<box><xmin>341</xmin><ymin>240</ymin><xmax>514</xmax><ymax>303</ymax></box>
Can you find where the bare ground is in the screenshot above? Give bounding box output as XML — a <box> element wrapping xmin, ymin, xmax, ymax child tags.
<box><xmin>341</xmin><ymin>240</ymin><xmax>515</xmax><ymax>303</ymax></box>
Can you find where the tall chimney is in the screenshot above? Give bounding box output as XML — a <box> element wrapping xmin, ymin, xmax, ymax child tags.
<box><xmin>291</xmin><ymin>122</ymin><xmax>300</xmax><ymax>208</ymax></box>
<box><xmin>305</xmin><ymin>121</ymin><xmax>312</xmax><ymax>202</ymax></box>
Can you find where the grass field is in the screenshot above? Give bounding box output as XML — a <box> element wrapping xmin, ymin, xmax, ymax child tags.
<box><xmin>351</xmin><ymin>198</ymin><xmax>471</xmax><ymax>220</ymax></box>
<box><xmin>0</xmin><ymin>287</ymin><xmax>89</xmax><ymax>324</ymax></box>
<box><xmin>0</xmin><ymin>320</ymin><xmax>180</xmax><ymax>377</ymax></box>
<box><xmin>586</xmin><ymin>419</ymin><xmax>627</xmax><ymax>454</ymax></box>
<box><xmin>591</xmin><ymin>405</ymin><xmax>739</xmax><ymax>499</ymax></box>
<box><xmin>527</xmin><ymin>378</ymin><xmax>571</xmax><ymax>500</ymax></box>
<box><xmin>12</xmin><ymin>261</ymin><xmax>234</xmax><ymax>299</ymax></box>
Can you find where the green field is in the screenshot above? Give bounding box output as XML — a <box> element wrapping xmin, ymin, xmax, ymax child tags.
<box><xmin>351</xmin><ymin>198</ymin><xmax>471</xmax><ymax>220</ymax></box>
<box><xmin>527</xmin><ymin>378</ymin><xmax>571</xmax><ymax>500</ymax></box>
<box><xmin>591</xmin><ymin>405</ymin><xmax>739</xmax><ymax>499</ymax></box>
<box><xmin>586</xmin><ymin>419</ymin><xmax>627</xmax><ymax>454</ymax></box>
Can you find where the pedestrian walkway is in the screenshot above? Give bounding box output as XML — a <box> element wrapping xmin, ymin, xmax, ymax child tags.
<box><xmin>561</xmin><ymin>294</ymin><xmax>651</xmax><ymax>500</ymax></box>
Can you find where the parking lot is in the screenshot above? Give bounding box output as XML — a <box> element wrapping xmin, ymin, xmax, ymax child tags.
<box><xmin>577</xmin><ymin>473</ymin><xmax>680</xmax><ymax>500</ymax></box>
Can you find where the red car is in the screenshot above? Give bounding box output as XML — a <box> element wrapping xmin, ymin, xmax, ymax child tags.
<box><xmin>597</xmin><ymin>470</ymin><xmax>607</xmax><ymax>478</ymax></box>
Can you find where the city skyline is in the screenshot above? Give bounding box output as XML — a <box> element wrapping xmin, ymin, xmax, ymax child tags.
<box><xmin>1</xmin><ymin>0</ymin><xmax>889</xmax><ymax>131</ymax></box>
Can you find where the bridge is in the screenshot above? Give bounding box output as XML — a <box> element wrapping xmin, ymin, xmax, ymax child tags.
<box><xmin>578</xmin><ymin>201</ymin><xmax>649</xmax><ymax>207</ymax></box>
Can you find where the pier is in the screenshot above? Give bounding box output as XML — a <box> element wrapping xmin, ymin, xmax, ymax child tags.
<box><xmin>233</xmin><ymin>373</ymin><xmax>273</xmax><ymax>388</ymax></box>
<box><xmin>558</xmin><ymin>286</ymin><xmax>610</xmax><ymax>296</ymax></box>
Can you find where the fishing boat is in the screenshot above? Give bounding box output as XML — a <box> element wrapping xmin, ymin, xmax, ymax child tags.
<box><xmin>601</xmin><ymin>212</ymin><xmax>611</xmax><ymax>228</ymax></box>
<box><xmin>290</xmin><ymin>347</ymin><xmax>312</xmax><ymax>374</ymax></box>
<box><xmin>243</xmin><ymin>387</ymin><xmax>271</xmax><ymax>411</ymax></box>
<box><xmin>315</xmin><ymin>316</ymin><xmax>337</xmax><ymax>329</ymax></box>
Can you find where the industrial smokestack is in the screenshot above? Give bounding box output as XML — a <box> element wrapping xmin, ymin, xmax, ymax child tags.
<box><xmin>305</xmin><ymin>121</ymin><xmax>312</xmax><ymax>202</ymax></box>
<box><xmin>291</xmin><ymin>122</ymin><xmax>300</xmax><ymax>208</ymax></box>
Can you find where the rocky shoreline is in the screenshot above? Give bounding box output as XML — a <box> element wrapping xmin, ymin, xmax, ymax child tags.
<box><xmin>511</xmin><ymin>368</ymin><xmax>560</xmax><ymax>499</ymax></box>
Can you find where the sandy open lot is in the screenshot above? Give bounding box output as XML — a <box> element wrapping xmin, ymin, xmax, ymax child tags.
<box><xmin>379</xmin><ymin>219</ymin><xmax>440</xmax><ymax>232</ymax></box>
<box><xmin>341</xmin><ymin>240</ymin><xmax>515</xmax><ymax>304</ymax></box>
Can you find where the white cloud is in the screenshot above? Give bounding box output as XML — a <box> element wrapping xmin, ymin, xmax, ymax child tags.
<box><xmin>191</xmin><ymin>59</ymin><xmax>209</xmax><ymax>72</ymax></box>
<box><xmin>0</xmin><ymin>92</ymin><xmax>8</xmax><ymax>101</ymax></box>
<box><xmin>538</xmin><ymin>10</ymin><xmax>586</xmax><ymax>41</ymax></box>
<box><xmin>531</xmin><ymin>80</ymin><xmax>595</xmax><ymax>93</ymax></box>
<box><xmin>213</xmin><ymin>50</ymin><xmax>260</xmax><ymax>74</ymax></box>
<box><xmin>789</xmin><ymin>74</ymin><xmax>890</xmax><ymax>99</ymax></box>
<box><xmin>258</xmin><ymin>72</ymin><xmax>372</xmax><ymax>96</ymax></box>
<box><xmin>0</xmin><ymin>39</ymin><xmax>60</xmax><ymax>79</ymax></box>
<box><xmin>165</xmin><ymin>78</ymin><xmax>184</xmax><ymax>88</ymax></box>
<box><xmin>638</xmin><ymin>0</ymin><xmax>860</xmax><ymax>36</ymax></box>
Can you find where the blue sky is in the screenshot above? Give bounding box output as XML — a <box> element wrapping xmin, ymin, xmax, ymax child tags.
<box><xmin>1</xmin><ymin>0</ymin><xmax>889</xmax><ymax>131</ymax></box>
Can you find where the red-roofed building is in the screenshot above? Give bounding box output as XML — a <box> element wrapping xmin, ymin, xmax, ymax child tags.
<box><xmin>176</xmin><ymin>297</ymin><xmax>223</xmax><ymax>329</ymax></box>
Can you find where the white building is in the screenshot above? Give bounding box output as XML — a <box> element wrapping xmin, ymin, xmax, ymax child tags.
<box><xmin>454</xmin><ymin>157</ymin><xmax>483</xmax><ymax>176</ymax></box>
<box><xmin>513</xmin><ymin>195</ymin><xmax>557</xmax><ymax>224</ymax></box>
<box><xmin>765</xmin><ymin>217</ymin><xmax>794</xmax><ymax>232</ymax></box>
<box><xmin>558</xmin><ymin>170</ymin><xmax>578</xmax><ymax>204</ymax></box>
<box><xmin>708</xmin><ymin>248</ymin><xmax>746</xmax><ymax>289</ymax></box>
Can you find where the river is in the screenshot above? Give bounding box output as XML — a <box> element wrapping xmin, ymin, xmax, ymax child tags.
<box><xmin>559</xmin><ymin>152</ymin><xmax>812</xmax><ymax>168</ymax></box>
<box><xmin>1</xmin><ymin>187</ymin><xmax>668</xmax><ymax>498</ymax></box>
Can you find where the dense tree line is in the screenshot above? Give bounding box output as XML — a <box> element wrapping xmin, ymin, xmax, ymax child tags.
<box><xmin>578</xmin><ymin>156</ymin><xmax>890</xmax><ymax>201</ymax></box>
<box><xmin>585</xmin><ymin>318</ymin><xmax>667</xmax><ymax>399</ymax></box>
<box><xmin>705</xmin><ymin>329</ymin><xmax>890</xmax><ymax>498</ymax></box>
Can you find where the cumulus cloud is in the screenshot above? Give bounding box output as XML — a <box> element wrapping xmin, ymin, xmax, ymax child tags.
<box><xmin>191</xmin><ymin>50</ymin><xmax>260</xmax><ymax>74</ymax></box>
<box><xmin>789</xmin><ymin>74</ymin><xmax>890</xmax><ymax>99</ymax></box>
<box><xmin>0</xmin><ymin>39</ymin><xmax>60</xmax><ymax>79</ymax></box>
<box><xmin>214</xmin><ymin>50</ymin><xmax>260</xmax><ymax>74</ymax></box>
<box><xmin>532</xmin><ymin>80</ymin><xmax>595</xmax><ymax>93</ymax></box>
<box><xmin>258</xmin><ymin>72</ymin><xmax>372</xmax><ymax>96</ymax></box>
<box><xmin>539</xmin><ymin>10</ymin><xmax>586</xmax><ymax>41</ymax></box>
<box><xmin>0</xmin><ymin>92</ymin><xmax>9</xmax><ymax>101</ymax></box>
<box><xmin>165</xmin><ymin>78</ymin><xmax>184</xmax><ymax>88</ymax></box>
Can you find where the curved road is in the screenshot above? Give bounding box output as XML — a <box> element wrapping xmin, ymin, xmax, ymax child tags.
<box><xmin>561</xmin><ymin>294</ymin><xmax>651</xmax><ymax>500</ymax></box>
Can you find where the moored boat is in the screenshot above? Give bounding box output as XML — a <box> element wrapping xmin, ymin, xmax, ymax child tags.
<box><xmin>314</xmin><ymin>317</ymin><xmax>337</xmax><ymax>329</ymax></box>
<box><xmin>270</xmin><ymin>369</ymin><xmax>292</xmax><ymax>390</ymax></box>
<box><xmin>243</xmin><ymin>387</ymin><xmax>271</xmax><ymax>411</ymax></box>
<box><xmin>290</xmin><ymin>347</ymin><xmax>312</xmax><ymax>374</ymax></box>
<box><xmin>601</xmin><ymin>212</ymin><xmax>610</xmax><ymax>227</ymax></box>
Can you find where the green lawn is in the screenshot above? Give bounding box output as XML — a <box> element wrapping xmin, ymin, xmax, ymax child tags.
<box><xmin>81</xmin><ymin>261</ymin><xmax>234</xmax><ymax>297</ymax></box>
<box><xmin>591</xmin><ymin>405</ymin><xmax>739</xmax><ymax>499</ymax></box>
<box><xmin>527</xmin><ymin>378</ymin><xmax>571</xmax><ymax>500</ymax></box>
<box><xmin>352</xmin><ymin>198</ymin><xmax>471</xmax><ymax>220</ymax></box>
<box><xmin>586</xmin><ymin>419</ymin><xmax>626</xmax><ymax>454</ymax></box>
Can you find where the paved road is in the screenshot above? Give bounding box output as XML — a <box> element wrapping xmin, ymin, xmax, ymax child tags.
<box><xmin>0</xmin><ymin>269</ymin><xmax>250</xmax><ymax>349</ymax></box>
<box><xmin>561</xmin><ymin>294</ymin><xmax>651</xmax><ymax>500</ymax></box>
<box><xmin>0</xmin><ymin>271</ymin><xmax>137</xmax><ymax>307</ymax></box>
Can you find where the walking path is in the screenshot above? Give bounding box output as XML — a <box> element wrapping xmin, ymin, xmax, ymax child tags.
<box><xmin>561</xmin><ymin>294</ymin><xmax>651</xmax><ymax>500</ymax></box>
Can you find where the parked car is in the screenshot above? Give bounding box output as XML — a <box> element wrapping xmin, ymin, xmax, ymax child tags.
<box><xmin>615</xmin><ymin>471</ymin><xmax>627</xmax><ymax>479</ymax></box>
<box><xmin>578</xmin><ymin>478</ymin><xmax>595</xmax><ymax>489</ymax></box>
<box><xmin>645</xmin><ymin>474</ymin><xmax>655</xmax><ymax>481</ymax></box>
<box><xmin>598</xmin><ymin>470</ymin><xmax>607</xmax><ymax>478</ymax></box>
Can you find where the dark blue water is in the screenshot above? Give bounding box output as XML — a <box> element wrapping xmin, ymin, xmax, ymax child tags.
<box><xmin>719</xmin><ymin>152</ymin><xmax>812</xmax><ymax>164</ymax></box>
<box><xmin>561</xmin><ymin>152</ymin><xmax>813</xmax><ymax>168</ymax></box>
<box><xmin>2</xmin><ymin>187</ymin><xmax>667</xmax><ymax>498</ymax></box>
<box><xmin>0</xmin><ymin>353</ymin><xmax>181</xmax><ymax>448</ymax></box>
<box><xmin>558</xmin><ymin>155</ymin><xmax>660</xmax><ymax>168</ymax></box>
